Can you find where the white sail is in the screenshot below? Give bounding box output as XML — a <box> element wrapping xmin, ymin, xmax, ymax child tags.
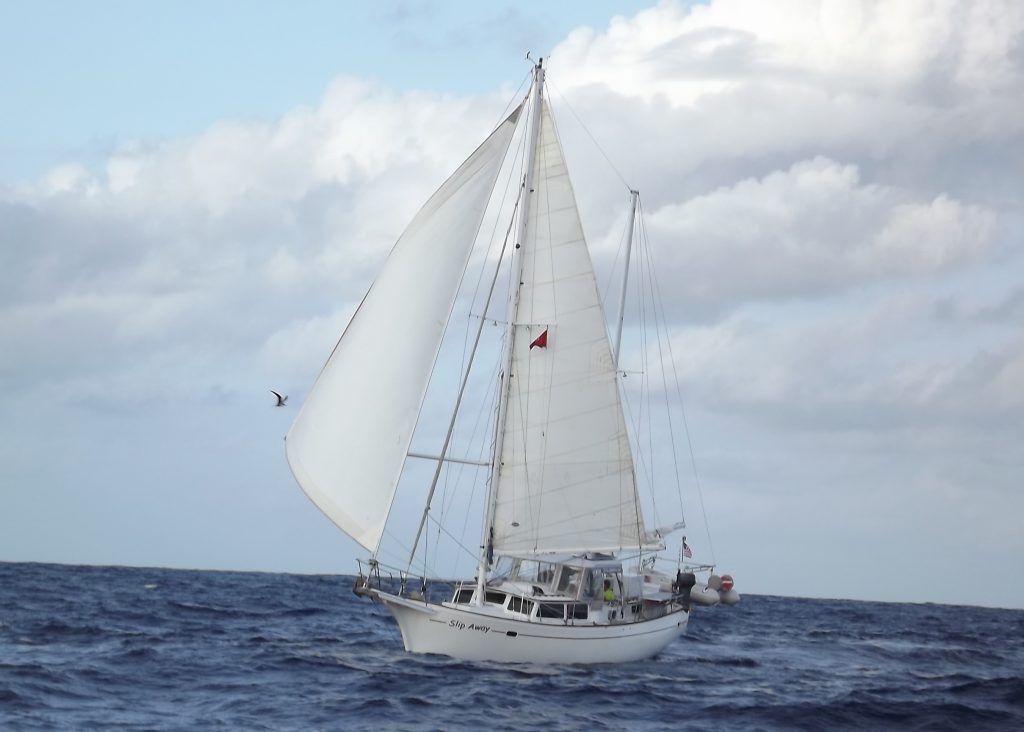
<box><xmin>286</xmin><ymin>106</ymin><xmax>521</xmax><ymax>553</ymax></box>
<box><xmin>491</xmin><ymin>101</ymin><xmax>651</xmax><ymax>555</ymax></box>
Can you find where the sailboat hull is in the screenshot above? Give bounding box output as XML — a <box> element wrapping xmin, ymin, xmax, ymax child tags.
<box><xmin>374</xmin><ymin>591</ymin><xmax>689</xmax><ymax>664</ymax></box>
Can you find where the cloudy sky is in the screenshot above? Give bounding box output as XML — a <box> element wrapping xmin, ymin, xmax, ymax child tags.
<box><xmin>2</xmin><ymin>0</ymin><xmax>1022</xmax><ymax>609</ymax></box>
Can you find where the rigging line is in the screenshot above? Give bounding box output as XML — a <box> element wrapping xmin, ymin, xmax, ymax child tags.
<box><xmin>465</xmin><ymin>313</ymin><xmax>510</xmax><ymax>324</ymax></box>
<box><xmin>602</xmin><ymin>192</ymin><xmax>649</xmax><ymax>550</ymax></box>
<box><xmin>637</xmin><ymin>215</ymin><xmax>658</xmax><ymax>529</ymax></box>
<box><xmin>610</xmin><ymin>261</ymin><xmax>651</xmax><ymax>495</ymax></box>
<box><xmin>628</xmin><ymin>209</ymin><xmax>647</xmax><ymax>474</ymax></box>
<box><xmin>406</xmin><ymin>188</ymin><xmax>525</xmax><ymax>571</ymax></box>
<box><xmin>386</xmin><ymin>106</ymin><xmax>529</xmax><ymax>569</ymax></box>
<box><xmin>436</xmin><ymin>369</ymin><xmax>491</xmax><ymax>520</ymax></box>
<box><xmin>380</xmin><ymin>526</ymin><xmax>436</xmax><ymax>580</ymax></box>
<box><xmin>611</xmin><ymin>198</ymin><xmax>645</xmax><ymax>552</ymax></box>
<box><xmin>638</xmin><ymin>200</ymin><xmax>685</xmax><ymax>529</ymax></box>
<box><xmin>630</xmin><ymin>426</ymin><xmax>647</xmax><ymax>558</ymax></box>
<box><xmin>600</xmin><ymin>207</ymin><xmax>632</xmax><ymax>316</ymax></box>
<box><xmin>479</xmin><ymin>117</ymin><xmax>530</xmax><ymax>306</ymax></box>
<box><xmin>453</xmin><ymin>94</ymin><xmax>532</xmax><ymax>396</ymax></box>
<box><xmin>620</xmin><ymin>364</ymin><xmax>657</xmax><ymax>523</ymax></box>
<box><xmin>638</xmin><ymin>199</ymin><xmax>685</xmax><ymax>523</ymax></box>
<box><xmin>477</xmin><ymin>372</ymin><xmax>504</xmax><ymax>562</ymax></box>
<box><xmin>632</xmin><ymin>198</ymin><xmax>652</xmax><ymax>552</ymax></box>
<box><xmin>439</xmin><ymin>128</ymin><xmax>529</xmax><ymax>566</ymax></box>
<box><xmin>453</xmin><ymin>360</ymin><xmax>503</xmax><ymax>574</ymax></box>
<box><xmin>433</xmin><ymin>110</ymin><xmax>530</xmax><ymax>572</ymax></box>
<box><xmin>448</xmin><ymin>103</ymin><xmax>528</xmax><ymax>352</ymax></box>
<box><xmin>495</xmin><ymin>69</ymin><xmax>533</xmax><ymax>128</ymax></box>
<box><xmin>640</xmin><ymin>205</ymin><xmax>715</xmax><ymax>564</ymax></box>
<box><xmin>459</xmin><ymin>116</ymin><xmax>530</xmax><ymax>380</ymax></box>
<box><xmin>637</xmin><ymin>200</ymin><xmax>653</xmax><ymax>515</ymax></box>
<box><xmin>546</xmin><ymin>77</ymin><xmax>632</xmax><ymax>192</ymax></box>
<box><xmin>426</xmin><ymin>512</ymin><xmax>482</xmax><ymax>564</ymax></box>
<box><xmin>437</xmin><ymin>355</ymin><xmax>499</xmax><ymax>541</ymax></box>
<box><xmin>424</xmin><ymin>480</ymin><xmax>431</xmax><ymax>574</ymax></box>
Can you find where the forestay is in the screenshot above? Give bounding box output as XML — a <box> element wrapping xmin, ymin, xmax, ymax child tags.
<box><xmin>286</xmin><ymin>105</ymin><xmax>522</xmax><ymax>553</ymax></box>
<box><xmin>491</xmin><ymin>101</ymin><xmax>653</xmax><ymax>555</ymax></box>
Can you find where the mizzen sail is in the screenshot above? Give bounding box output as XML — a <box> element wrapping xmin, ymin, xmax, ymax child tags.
<box><xmin>286</xmin><ymin>105</ymin><xmax>521</xmax><ymax>553</ymax></box>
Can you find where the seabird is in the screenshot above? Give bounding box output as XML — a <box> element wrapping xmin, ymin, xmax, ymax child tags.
<box><xmin>271</xmin><ymin>390</ymin><xmax>288</xmax><ymax>407</ymax></box>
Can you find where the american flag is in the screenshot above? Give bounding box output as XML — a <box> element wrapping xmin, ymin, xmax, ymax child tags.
<box><xmin>682</xmin><ymin>542</ymin><xmax>693</xmax><ymax>559</ymax></box>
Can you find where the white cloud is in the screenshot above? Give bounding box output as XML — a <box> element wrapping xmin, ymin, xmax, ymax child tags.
<box><xmin>552</xmin><ymin>0</ymin><xmax>1024</xmax><ymax>102</ymax></box>
<box><xmin>870</xmin><ymin>195</ymin><xmax>995</xmax><ymax>270</ymax></box>
<box><xmin>545</xmin><ymin>0</ymin><xmax>1023</xmax><ymax>237</ymax></box>
<box><xmin>666</xmin><ymin>292</ymin><xmax>1024</xmax><ymax>425</ymax></box>
<box><xmin>40</xmin><ymin>163</ymin><xmax>99</xmax><ymax>197</ymax></box>
<box><xmin>639</xmin><ymin>157</ymin><xmax>996</xmax><ymax>305</ymax></box>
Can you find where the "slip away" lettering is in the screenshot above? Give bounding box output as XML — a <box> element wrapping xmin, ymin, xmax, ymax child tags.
<box><xmin>449</xmin><ymin>620</ymin><xmax>490</xmax><ymax>634</ymax></box>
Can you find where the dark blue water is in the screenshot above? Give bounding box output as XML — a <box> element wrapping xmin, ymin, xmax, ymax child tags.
<box><xmin>1</xmin><ymin>562</ymin><xmax>1022</xmax><ymax>730</ymax></box>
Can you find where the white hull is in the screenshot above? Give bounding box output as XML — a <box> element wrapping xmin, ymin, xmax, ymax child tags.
<box><xmin>373</xmin><ymin>591</ymin><xmax>689</xmax><ymax>664</ymax></box>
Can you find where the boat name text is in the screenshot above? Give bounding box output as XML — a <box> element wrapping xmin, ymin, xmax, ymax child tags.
<box><xmin>449</xmin><ymin>620</ymin><xmax>490</xmax><ymax>634</ymax></box>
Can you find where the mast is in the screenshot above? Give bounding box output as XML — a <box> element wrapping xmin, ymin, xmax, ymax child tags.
<box><xmin>612</xmin><ymin>189</ymin><xmax>639</xmax><ymax>366</ymax></box>
<box><xmin>475</xmin><ymin>58</ymin><xmax>544</xmax><ymax>602</ymax></box>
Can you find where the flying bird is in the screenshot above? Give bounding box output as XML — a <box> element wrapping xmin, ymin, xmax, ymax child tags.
<box><xmin>271</xmin><ymin>390</ymin><xmax>288</xmax><ymax>407</ymax></box>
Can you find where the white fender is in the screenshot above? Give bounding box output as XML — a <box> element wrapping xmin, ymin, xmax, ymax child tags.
<box><xmin>719</xmin><ymin>588</ymin><xmax>741</xmax><ymax>605</ymax></box>
<box><xmin>689</xmin><ymin>583</ymin><xmax>720</xmax><ymax>606</ymax></box>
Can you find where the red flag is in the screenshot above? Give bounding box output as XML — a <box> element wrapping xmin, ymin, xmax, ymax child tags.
<box><xmin>529</xmin><ymin>329</ymin><xmax>548</xmax><ymax>349</ymax></box>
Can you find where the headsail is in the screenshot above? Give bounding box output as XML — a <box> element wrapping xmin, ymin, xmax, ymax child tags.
<box><xmin>491</xmin><ymin>101</ymin><xmax>653</xmax><ymax>555</ymax></box>
<box><xmin>286</xmin><ymin>105</ymin><xmax>522</xmax><ymax>553</ymax></box>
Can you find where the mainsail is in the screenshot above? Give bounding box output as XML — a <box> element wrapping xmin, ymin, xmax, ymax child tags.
<box><xmin>286</xmin><ymin>105</ymin><xmax>521</xmax><ymax>552</ymax></box>
<box><xmin>491</xmin><ymin>101</ymin><xmax>651</xmax><ymax>555</ymax></box>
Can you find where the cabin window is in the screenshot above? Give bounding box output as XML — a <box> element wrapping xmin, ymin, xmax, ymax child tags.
<box><xmin>580</xmin><ymin>569</ymin><xmax>598</xmax><ymax>599</ymax></box>
<box><xmin>556</xmin><ymin>566</ymin><xmax>581</xmax><ymax>595</ymax></box>
<box><xmin>485</xmin><ymin>591</ymin><xmax>507</xmax><ymax>605</ymax></box>
<box><xmin>537</xmin><ymin>602</ymin><xmax>565</xmax><ymax>619</ymax></box>
<box><xmin>492</xmin><ymin>556</ymin><xmax>514</xmax><ymax>580</ymax></box>
<box><xmin>508</xmin><ymin>596</ymin><xmax>534</xmax><ymax>615</ymax></box>
<box><xmin>514</xmin><ymin>560</ymin><xmax>555</xmax><ymax>585</ymax></box>
<box><xmin>454</xmin><ymin>589</ymin><xmax>474</xmax><ymax>604</ymax></box>
<box><xmin>569</xmin><ymin>603</ymin><xmax>588</xmax><ymax>620</ymax></box>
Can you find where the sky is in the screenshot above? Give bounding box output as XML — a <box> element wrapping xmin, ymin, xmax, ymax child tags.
<box><xmin>1</xmin><ymin>0</ymin><xmax>1022</xmax><ymax>610</ymax></box>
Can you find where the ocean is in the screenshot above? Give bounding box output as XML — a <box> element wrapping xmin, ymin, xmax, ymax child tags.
<box><xmin>1</xmin><ymin>562</ymin><xmax>1021</xmax><ymax>731</ymax></box>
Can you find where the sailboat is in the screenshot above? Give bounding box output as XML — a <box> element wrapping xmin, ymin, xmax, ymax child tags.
<box><xmin>285</xmin><ymin>59</ymin><xmax>738</xmax><ymax>664</ymax></box>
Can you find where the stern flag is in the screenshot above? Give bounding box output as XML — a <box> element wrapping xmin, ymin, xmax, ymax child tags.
<box><xmin>683</xmin><ymin>541</ymin><xmax>693</xmax><ymax>559</ymax></box>
<box><xmin>529</xmin><ymin>329</ymin><xmax>548</xmax><ymax>349</ymax></box>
